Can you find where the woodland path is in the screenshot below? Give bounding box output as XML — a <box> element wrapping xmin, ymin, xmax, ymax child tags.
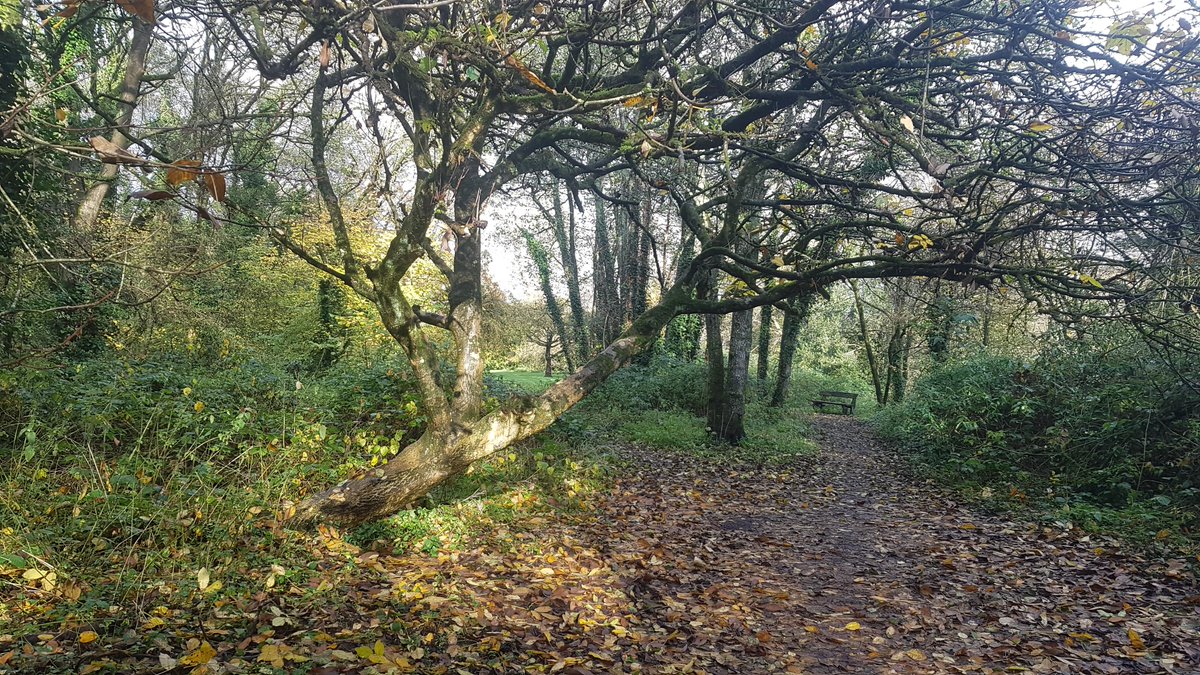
<box><xmin>120</xmin><ymin>417</ymin><xmax>1197</xmax><ymax>674</ymax></box>
<box><xmin>574</xmin><ymin>415</ymin><xmax>1199</xmax><ymax>674</ymax></box>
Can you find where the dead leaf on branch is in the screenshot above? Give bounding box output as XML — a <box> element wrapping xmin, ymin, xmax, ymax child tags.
<box><xmin>505</xmin><ymin>55</ymin><xmax>556</xmax><ymax>94</ymax></box>
<box><xmin>89</xmin><ymin>136</ymin><xmax>145</xmax><ymax>166</ymax></box>
<box><xmin>203</xmin><ymin>172</ymin><xmax>227</xmax><ymax>202</ymax></box>
<box><xmin>166</xmin><ymin>160</ymin><xmax>201</xmax><ymax>186</ymax></box>
<box><xmin>114</xmin><ymin>0</ymin><xmax>155</xmax><ymax>23</ymax></box>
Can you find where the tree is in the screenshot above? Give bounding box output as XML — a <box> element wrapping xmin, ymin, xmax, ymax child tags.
<box><xmin>21</xmin><ymin>0</ymin><xmax>1198</xmax><ymax>525</ymax></box>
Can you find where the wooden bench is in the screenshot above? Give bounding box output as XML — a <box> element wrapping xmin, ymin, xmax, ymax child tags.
<box><xmin>811</xmin><ymin>390</ymin><xmax>858</xmax><ymax>415</ymax></box>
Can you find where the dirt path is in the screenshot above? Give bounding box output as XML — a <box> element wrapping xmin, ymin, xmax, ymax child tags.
<box><xmin>576</xmin><ymin>415</ymin><xmax>1199</xmax><ymax>674</ymax></box>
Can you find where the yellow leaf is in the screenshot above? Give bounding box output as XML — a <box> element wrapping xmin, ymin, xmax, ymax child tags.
<box><xmin>804</xmin><ymin>625</ymin><xmax>819</xmax><ymax>633</ymax></box>
<box><xmin>505</xmin><ymin>55</ymin><xmax>556</xmax><ymax>93</ymax></box>
<box><xmin>143</xmin><ymin>617</ymin><xmax>166</xmax><ymax>629</ymax></box>
<box><xmin>179</xmin><ymin>641</ymin><xmax>216</xmax><ymax>667</ymax></box>
<box><xmin>844</xmin><ymin>621</ymin><xmax>862</xmax><ymax>631</ymax></box>
<box><xmin>194</xmin><ymin>401</ymin><xmax>206</xmax><ymax>413</ymax></box>
<box><xmin>202</xmin><ymin>580</ymin><xmax>223</xmax><ymax>595</ymax></box>
<box><xmin>1027</xmin><ymin>121</ymin><xmax>1053</xmax><ymax>133</ymax></box>
<box><xmin>258</xmin><ymin>644</ymin><xmax>283</xmax><ymax>668</ymax></box>
<box><xmin>771</xmin><ymin>255</ymin><xmax>785</xmax><ymax>266</ymax></box>
<box><xmin>1156</xmin><ymin>529</ymin><xmax>1170</xmax><ymax>540</ymax></box>
<box><xmin>900</xmin><ymin>115</ymin><xmax>915</xmax><ymax>133</ymax></box>
<box><xmin>79</xmin><ymin>631</ymin><xmax>99</xmax><ymax>644</ymax></box>
<box><xmin>1128</xmin><ymin>628</ymin><xmax>1145</xmax><ymax>650</ymax></box>
<box><xmin>196</xmin><ymin>567</ymin><xmax>209</xmax><ymax>590</ymax></box>
<box><xmin>906</xmin><ymin>649</ymin><xmax>926</xmax><ymax>661</ymax></box>
<box><xmin>623</xmin><ymin>96</ymin><xmax>645</xmax><ymax>108</ymax></box>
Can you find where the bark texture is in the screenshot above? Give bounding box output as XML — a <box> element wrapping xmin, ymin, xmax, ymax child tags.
<box><xmin>756</xmin><ymin>304</ymin><xmax>773</xmax><ymax>381</ymax></box>
<box><xmin>74</xmin><ymin>19</ymin><xmax>153</xmax><ymax>229</ymax></box>
<box><xmin>293</xmin><ymin>284</ymin><xmax>690</xmax><ymax>527</ymax></box>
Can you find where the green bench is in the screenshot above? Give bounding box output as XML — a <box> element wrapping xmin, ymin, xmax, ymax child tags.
<box><xmin>811</xmin><ymin>390</ymin><xmax>858</xmax><ymax>415</ymax></box>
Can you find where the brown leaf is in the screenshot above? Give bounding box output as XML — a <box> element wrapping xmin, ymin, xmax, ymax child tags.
<box><xmin>319</xmin><ymin>42</ymin><xmax>331</xmax><ymax>68</ymax></box>
<box><xmin>114</xmin><ymin>0</ymin><xmax>155</xmax><ymax>23</ymax></box>
<box><xmin>203</xmin><ymin>172</ymin><xmax>227</xmax><ymax>202</ymax></box>
<box><xmin>88</xmin><ymin>136</ymin><xmax>145</xmax><ymax>165</ymax></box>
<box><xmin>57</xmin><ymin>0</ymin><xmax>81</xmax><ymax>20</ymax></box>
<box><xmin>166</xmin><ymin>160</ymin><xmax>201</xmax><ymax>186</ymax></box>
<box><xmin>128</xmin><ymin>190</ymin><xmax>176</xmax><ymax>201</ymax></box>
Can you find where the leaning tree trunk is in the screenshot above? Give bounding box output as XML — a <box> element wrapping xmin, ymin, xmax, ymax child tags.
<box><xmin>75</xmin><ymin>18</ymin><xmax>153</xmax><ymax>229</ymax></box>
<box><xmin>293</xmin><ymin>283</ymin><xmax>693</xmax><ymax>527</ymax></box>
<box><xmin>852</xmin><ymin>280</ymin><xmax>885</xmax><ymax>406</ymax></box>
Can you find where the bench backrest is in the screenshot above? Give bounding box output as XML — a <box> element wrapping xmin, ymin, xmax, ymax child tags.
<box><xmin>817</xmin><ymin>391</ymin><xmax>858</xmax><ymax>401</ymax></box>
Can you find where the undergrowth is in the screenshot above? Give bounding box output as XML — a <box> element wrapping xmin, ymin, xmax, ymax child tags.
<box><xmin>569</xmin><ymin>355</ymin><xmax>829</xmax><ymax>465</ymax></box>
<box><xmin>876</xmin><ymin>347</ymin><xmax>1199</xmax><ymax>552</ymax></box>
<box><xmin>0</xmin><ymin>356</ymin><xmax>611</xmax><ymax>648</ymax></box>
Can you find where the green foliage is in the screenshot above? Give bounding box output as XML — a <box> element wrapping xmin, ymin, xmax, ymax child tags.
<box><xmin>579</xmin><ymin>354</ymin><xmax>708</xmax><ymax>415</ymax></box>
<box><xmin>878</xmin><ymin>344</ymin><xmax>1199</xmax><ymax>547</ymax></box>
<box><xmin>485</xmin><ymin>370</ymin><xmax>562</xmax><ymax>395</ymax></box>
<box><xmin>0</xmin><ymin>354</ymin><xmax>610</xmax><ymax>640</ymax></box>
<box><xmin>567</xmin><ymin>356</ymin><xmax>819</xmax><ymax>465</ymax></box>
<box><xmin>619</xmin><ymin>409</ymin><xmax>711</xmax><ymax>451</ymax></box>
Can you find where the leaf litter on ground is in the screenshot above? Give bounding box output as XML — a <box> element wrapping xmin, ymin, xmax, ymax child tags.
<box><xmin>2</xmin><ymin>417</ymin><xmax>1196</xmax><ymax>673</ymax></box>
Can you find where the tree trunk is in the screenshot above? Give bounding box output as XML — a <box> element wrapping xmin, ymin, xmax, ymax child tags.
<box><xmin>702</xmin><ymin>269</ymin><xmax>726</xmax><ymax>433</ymax></box>
<box><xmin>538</xmin><ymin>331</ymin><xmax>554</xmax><ymax>376</ymax></box>
<box><xmin>718</xmin><ymin>303</ymin><xmax>753</xmax><ymax>443</ymax></box>
<box><xmin>756</xmin><ymin>303</ymin><xmax>772</xmax><ymax>381</ymax></box>
<box><xmin>293</xmin><ymin>282</ymin><xmax>694</xmax><ymax>527</ymax></box>
<box><xmin>770</xmin><ymin>303</ymin><xmax>803</xmax><ymax>406</ymax></box>
<box><xmin>592</xmin><ymin>187</ymin><xmax>620</xmax><ymax>345</ymax></box>
<box><xmin>524</xmin><ymin>231</ymin><xmax>575</xmax><ymax>372</ymax></box>
<box><xmin>551</xmin><ymin>186</ymin><xmax>590</xmax><ymax>363</ymax></box>
<box><xmin>852</xmin><ymin>280</ymin><xmax>885</xmax><ymax>406</ymax></box>
<box><xmin>75</xmin><ymin>19</ymin><xmax>153</xmax><ymax>229</ymax></box>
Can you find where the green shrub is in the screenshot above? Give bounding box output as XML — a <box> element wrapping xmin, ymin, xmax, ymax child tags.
<box><xmin>877</xmin><ymin>343</ymin><xmax>1199</xmax><ymax>545</ymax></box>
<box><xmin>580</xmin><ymin>354</ymin><xmax>707</xmax><ymax>415</ymax></box>
<box><xmin>618</xmin><ymin>409</ymin><xmax>710</xmax><ymax>451</ymax></box>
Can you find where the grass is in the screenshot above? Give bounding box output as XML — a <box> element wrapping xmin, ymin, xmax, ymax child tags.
<box><xmin>589</xmin><ymin>398</ymin><xmax>818</xmax><ymax>466</ymax></box>
<box><xmin>0</xmin><ymin>362</ymin><xmax>611</xmax><ymax>651</ymax></box>
<box><xmin>487</xmin><ymin>370</ymin><xmax>563</xmax><ymax>394</ymax></box>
